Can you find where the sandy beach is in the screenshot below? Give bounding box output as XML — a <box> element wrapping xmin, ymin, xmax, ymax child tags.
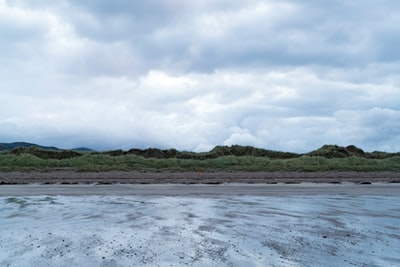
<box><xmin>1</xmin><ymin>175</ymin><xmax>400</xmax><ymax>266</ymax></box>
<box><xmin>1</xmin><ymin>170</ymin><xmax>400</xmax><ymax>185</ymax></box>
<box><xmin>1</xmin><ymin>189</ymin><xmax>400</xmax><ymax>266</ymax></box>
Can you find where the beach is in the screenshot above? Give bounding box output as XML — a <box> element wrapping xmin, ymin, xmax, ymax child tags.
<box><xmin>1</xmin><ymin>184</ymin><xmax>400</xmax><ymax>266</ymax></box>
<box><xmin>1</xmin><ymin>170</ymin><xmax>400</xmax><ymax>185</ymax></box>
<box><xmin>1</xmin><ymin>173</ymin><xmax>400</xmax><ymax>266</ymax></box>
<box><xmin>1</xmin><ymin>183</ymin><xmax>400</xmax><ymax>197</ymax></box>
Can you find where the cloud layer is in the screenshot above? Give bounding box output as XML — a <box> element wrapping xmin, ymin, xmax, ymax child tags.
<box><xmin>1</xmin><ymin>0</ymin><xmax>400</xmax><ymax>152</ymax></box>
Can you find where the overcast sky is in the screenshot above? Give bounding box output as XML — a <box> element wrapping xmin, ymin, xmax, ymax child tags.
<box><xmin>1</xmin><ymin>0</ymin><xmax>400</xmax><ymax>152</ymax></box>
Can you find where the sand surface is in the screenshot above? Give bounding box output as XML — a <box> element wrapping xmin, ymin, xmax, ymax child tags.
<box><xmin>1</xmin><ymin>192</ymin><xmax>400</xmax><ymax>266</ymax></box>
<box><xmin>1</xmin><ymin>170</ymin><xmax>400</xmax><ymax>185</ymax></box>
<box><xmin>2</xmin><ymin>173</ymin><xmax>400</xmax><ymax>266</ymax></box>
<box><xmin>1</xmin><ymin>183</ymin><xmax>400</xmax><ymax>197</ymax></box>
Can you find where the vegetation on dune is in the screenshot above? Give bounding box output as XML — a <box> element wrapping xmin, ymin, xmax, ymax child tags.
<box><xmin>10</xmin><ymin>147</ymin><xmax>82</xmax><ymax>160</ymax></box>
<box><xmin>307</xmin><ymin>144</ymin><xmax>400</xmax><ymax>159</ymax></box>
<box><xmin>0</xmin><ymin>144</ymin><xmax>399</xmax><ymax>172</ymax></box>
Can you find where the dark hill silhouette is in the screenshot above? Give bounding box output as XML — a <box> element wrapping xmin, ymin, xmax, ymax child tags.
<box><xmin>1</xmin><ymin>142</ymin><xmax>399</xmax><ymax>160</ymax></box>
<box><xmin>0</xmin><ymin>142</ymin><xmax>59</xmax><ymax>151</ymax></box>
<box><xmin>0</xmin><ymin>142</ymin><xmax>93</xmax><ymax>152</ymax></box>
<box><xmin>98</xmin><ymin>144</ymin><xmax>399</xmax><ymax>160</ymax></box>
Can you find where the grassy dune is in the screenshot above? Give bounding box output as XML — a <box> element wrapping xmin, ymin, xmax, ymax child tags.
<box><xmin>1</xmin><ymin>144</ymin><xmax>400</xmax><ymax>172</ymax></box>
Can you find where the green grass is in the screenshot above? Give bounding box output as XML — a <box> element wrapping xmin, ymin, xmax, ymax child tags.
<box><xmin>1</xmin><ymin>151</ymin><xmax>399</xmax><ymax>172</ymax></box>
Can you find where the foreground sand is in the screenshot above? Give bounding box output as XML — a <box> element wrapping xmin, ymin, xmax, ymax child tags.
<box><xmin>0</xmin><ymin>170</ymin><xmax>399</xmax><ymax>184</ymax></box>
<box><xmin>2</xmin><ymin>172</ymin><xmax>399</xmax><ymax>266</ymax></box>
<box><xmin>1</xmin><ymin>191</ymin><xmax>400</xmax><ymax>266</ymax></box>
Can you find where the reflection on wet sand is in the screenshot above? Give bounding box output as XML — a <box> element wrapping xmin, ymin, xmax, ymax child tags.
<box><xmin>1</xmin><ymin>188</ymin><xmax>400</xmax><ymax>266</ymax></box>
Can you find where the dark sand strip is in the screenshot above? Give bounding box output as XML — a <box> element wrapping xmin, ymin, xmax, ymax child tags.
<box><xmin>1</xmin><ymin>183</ymin><xmax>400</xmax><ymax>196</ymax></box>
<box><xmin>1</xmin><ymin>171</ymin><xmax>400</xmax><ymax>185</ymax></box>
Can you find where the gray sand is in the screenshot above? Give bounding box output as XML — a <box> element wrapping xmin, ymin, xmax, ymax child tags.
<box><xmin>1</xmin><ymin>183</ymin><xmax>400</xmax><ymax>196</ymax></box>
<box><xmin>1</xmin><ymin>170</ymin><xmax>400</xmax><ymax>185</ymax></box>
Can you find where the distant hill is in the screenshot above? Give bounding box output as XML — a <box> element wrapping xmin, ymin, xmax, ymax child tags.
<box><xmin>0</xmin><ymin>142</ymin><xmax>60</xmax><ymax>151</ymax></box>
<box><xmin>100</xmin><ymin>144</ymin><xmax>399</xmax><ymax>159</ymax></box>
<box><xmin>1</xmin><ymin>142</ymin><xmax>399</xmax><ymax>160</ymax></box>
<box><xmin>0</xmin><ymin>142</ymin><xmax>93</xmax><ymax>152</ymax></box>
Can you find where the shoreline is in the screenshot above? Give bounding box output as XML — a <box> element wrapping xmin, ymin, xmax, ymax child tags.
<box><xmin>0</xmin><ymin>170</ymin><xmax>399</xmax><ymax>185</ymax></box>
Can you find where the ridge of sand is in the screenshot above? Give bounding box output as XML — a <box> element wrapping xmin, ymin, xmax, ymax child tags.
<box><xmin>0</xmin><ymin>170</ymin><xmax>399</xmax><ymax>185</ymax></box>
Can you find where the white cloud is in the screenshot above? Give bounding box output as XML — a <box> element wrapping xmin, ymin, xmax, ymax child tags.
<box><xmin>2</xmin><ymin>68</ymin><xmax>399</xmax><ymax>151</ymax></box>
<box><xmin>1</xmin><ymin>0</ymin><xmax>400</xmax><ymax>152</ymax></box>
<box><xmin>335</xmin><ymin>108</ymin><xmax>400</xmax><ymax>149</ymax></box>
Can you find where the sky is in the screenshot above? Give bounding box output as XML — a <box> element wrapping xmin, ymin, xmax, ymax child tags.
<box><xmin>1</xmin><ymin>0</ymin><xmax>400</xmax><ymax>152</ymax></box>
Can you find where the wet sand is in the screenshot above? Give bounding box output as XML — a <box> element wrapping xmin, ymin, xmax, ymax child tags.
<box><xmin>1</xmin><ymin>170</ymin><xmax>399</xmax><ymax>185</ymax></box>
<box><xmin>1</xmin><ymin>193</ymin><xmax>400</xmax><ymax>266</ymax></box>
<box><xmin>2</xmin><ymin>172</ymin><xmax>400</xmax><ymax>266</ymax></box>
